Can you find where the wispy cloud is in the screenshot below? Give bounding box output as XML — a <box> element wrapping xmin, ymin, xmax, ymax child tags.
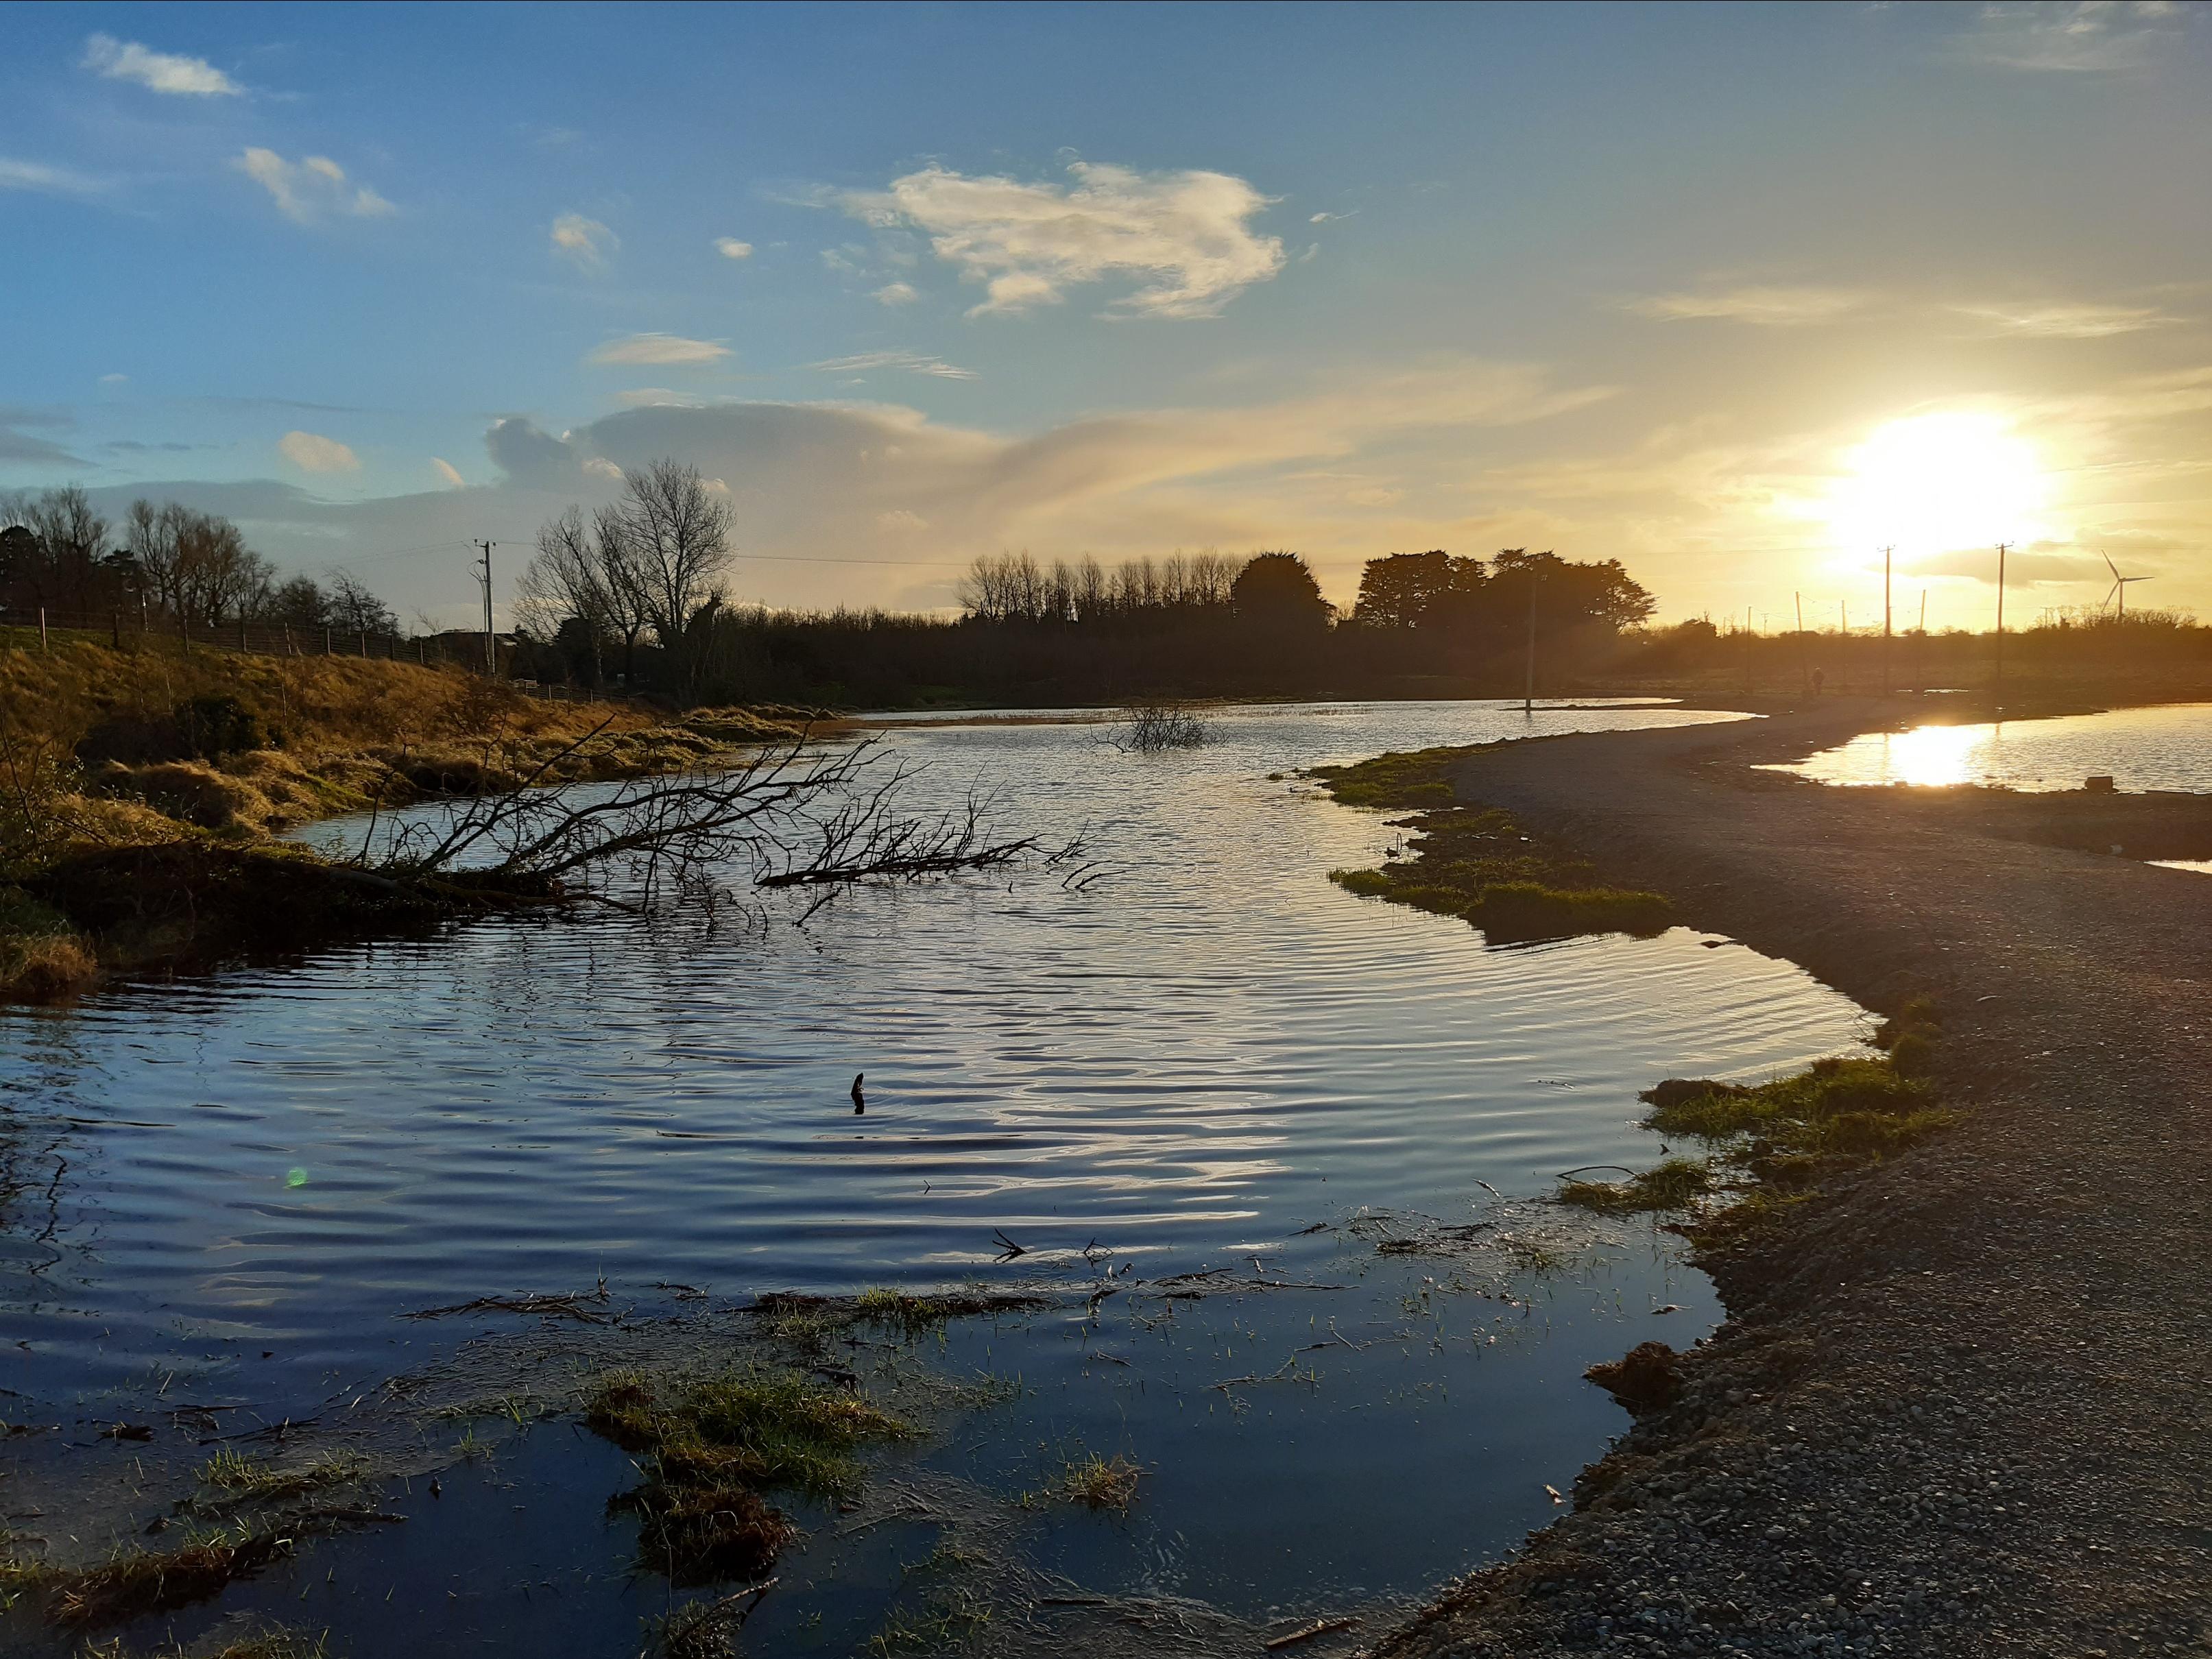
<box><xmin>278</xmin><ymin>430</ymin><xmax>359</xmax><ymax>473</ymax></box>
<box><xmin>82</xmin><ymin>33</ymin><xmax>241</xmax><ymax>97</ymax></box>
<box><xmin>1953</xmin><ymin>300</ymin><xmax>2180</xmax><ymax>338</ymax></box>
<box><xmin>1960</xmin><ymin>1</ymin><xmax>2192</xmax><ymax>73</ymax></box>
<box><xmin>0</xmin><ymin>156</ymin><xmax>109</xmax><ymax>197</ymax></box>
<box><xmin>0</xmin><ymin>407</ymin><xmax>84</xmax><ymax>468</ymax></box>
<box><xmin>431</xmin><ymin>457</ymin><xmax>465</xmax><ymax>488</ymax></box>
<box><xmin>843</xmin><ymin>160</ymin><xmax>1286</xmax><ymax>319</ymax></box>
<box><xmin>551</xmin><ymin>213</ymin><xmax>618</xmax><ymax>270</ymax></box>
<box><xmin>874</xmin><ymin>281</ymin><xmax>919</xmax><ymax>306</ymax></box>
<box><xmin>587</xmin><ymin>334</ymin><xmax>731</xmax><ymax>366</ymax></box>
<box><xmin>235</xmin><ymin>149</ymin><xmax>395</xmax><ymax>223</ymax></box>
<box><xmin>1626</xmin><ymin>285</ymin><xmax>1873</xmax><ymax>326</ymax></box>
<box><xmin>713</xmin><ymin>237</ymin><xmax>754</xmax><ymax>261</ymax></box>
<box><xmin>809</xmin><ymin>350</ymin><xmax>976</xmax><ymax>381</ymax></box>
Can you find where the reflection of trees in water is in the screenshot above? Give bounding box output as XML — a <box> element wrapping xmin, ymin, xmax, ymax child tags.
<box><xmin>0</xmin><ymin>1027</ymin><xmax>95</xmax><ymax>1279</ymax></box>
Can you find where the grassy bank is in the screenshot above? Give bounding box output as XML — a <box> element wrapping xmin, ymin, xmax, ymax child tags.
<box><xmin>1559</xmin><ymin>1000</ymin><xmax>1951</xmax><ymax>1236</ymax></box>
<box><xmin>0</xmin><ymin>638</ymin><xmax>808</xmax><ymax>1002</ymax></box>
<box><xmin>1310</xmin><ymin>745</ymin><xmax>1673</xmax><ymax>943</ymax></box>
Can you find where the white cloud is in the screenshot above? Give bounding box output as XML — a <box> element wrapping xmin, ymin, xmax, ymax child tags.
<box><xmin>587</xmin><ymin>333</ymin><xmax>731</xmax><ymax>367</ymax></box>
<box><xmin>551</xmin><ymin>213</ymin><xmax>618</xmax><ymax>269</ymax></box>
<box><xmin>82</xmin><ymin>33</ymin><xmax>241</xmax><ymax>96</ymax></box>
<box><xmin>431</xmin><ymin>457</ymin><xmax>464</xmax><ymax>488</ymax></box>
<box><xmin>874</xmin><ymin>281</ymin><xmax>919</xmax><ymax>306</ymax></box>
<box><xmin>714</xmin><ymin>237</ymin><xmax>754</xmax><ymax>260</ymax></box>
<box><xmin>0</xmin><ymin>157</ymin><xmax>108</xmax><ymax>196</ymax></box>
<box><xmin>876</xmin><ymin>509</ymin><xmax>928</xmax><ymax>533</ymax></box>
<box><xmin>1626</xmin><ymin>286</ymin><xmax>1873</xmax><ymax>326</ymax></box>
<box><xmin>614</xmin><ymin>387</ymin><xmax>706</xmax><ymax>408</ymax></box>
<box><xmin>278</xmin><ymin>430</ymin><xmax>359</xmax><ymax>473</ymax></box>
<box><xmin>1953</xmin><ymin>301</ymin><xmax>2179</xmax><ymax>338</ymax></box>
<box><xmin>843</xmin><ymin>160</ymin><xmax>1286</xmax><ymax>319</ymax></box>
<box><xmin>1960</xmin><ymin>1</ymin><xmax>2192</xmax><ymax>71</ymax></box>
<box><xmin>808</xmin><ymin>350</ymin><xmax>976</xmax><ymax>381</ymax></box>
<box><xmin>99</xmin><ymin>372</ymin><xmax>129</xmax><ymax>386</ymax></box>
<box><xmin>234</xmin><ymin>149</ymin><xmax>395</xmax><ymax>224</ymax></box>
<box><xmin>581</xmin><ymin>456</ymin><xmax>623</xmax><ymax>480</ymax></box>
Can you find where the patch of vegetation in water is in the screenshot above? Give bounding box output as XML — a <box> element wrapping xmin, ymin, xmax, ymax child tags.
<box><xmin>586</xmin><ymin>1367</ymin><xmax>917</xmax><ymax>1584</ymax></box>
<box><xmin>3</xmin><ymin>1523</ymin><xmax>295</xmax><ymax>1628</ymax></box>
<box><xmin>1312</xmin><ymin>747</ymin><xmax>1672</xmax><ymax>944</ymax></box>
<box><xmin>75</xmin><ymin>1625</ymin><xmax>329</xmax><ymax>1659</ymax></box>
<box><xmin>1561</xmin><ymin>1000</ymin><xmax>1953</xmax><ymax>1220</ymax></box>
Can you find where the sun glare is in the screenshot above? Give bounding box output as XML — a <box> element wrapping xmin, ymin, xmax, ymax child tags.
<box><xmin>1828</xmin><ymin>412</ymin><xmax>2050</xmax><ymax>562</ymax></box>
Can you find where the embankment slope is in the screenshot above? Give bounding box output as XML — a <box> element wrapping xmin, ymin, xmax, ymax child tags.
<box><xmin>1382</xmin><ymin>703</ymin><xmax>2212</xmax><ymax>1656</ymax></box>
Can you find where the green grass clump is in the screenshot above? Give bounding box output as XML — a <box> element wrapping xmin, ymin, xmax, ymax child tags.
<box><xmin>1307</xmin><ymin>747</ymin><xmax>1473</xmax><ymax>808</ymax></box>
<box><xmin>1317</xmin><ymin>754</ymin><xmax>1672</xmax><ymax>945</ymax></box>
<box><xmin>1558</xmin><ymin>1158</ymin><xmax>1714</xmax><ymax>1214</ymax></box>
<box><xmin>197</xmin><ymin>1449</ymin><xmax>364</xmax><ymax>1503</ymax></box>
<box><xmin>1594</xmin><ymin>1028</ymin><xmax>1956</xmax><ymax>1236</ymax></box>
<box><xmin>586</xmin><ymin>1368</ymin><xmax>915</xmax><ymax>1584</ymax></box>
<box><xmin>1642</xmin><ymin>1057</ymin><xmax>1931</xmax><ymax>1142</ymax></box>
<box><xmin>1055</xmin><ymin>1453</ymin><xmax>1143</xmax><ymax>1512</ymax></box>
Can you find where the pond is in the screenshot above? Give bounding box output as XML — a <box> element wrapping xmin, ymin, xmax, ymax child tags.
<box><xmin>0</xmin><ymin>699</ymin><xmax>1870</xmax><ymax>1655</ymax></box>
<box><xmin>1764</xmin><ymin>701</ymin><xmax>2212</xmax><ymax>793</ymax></box>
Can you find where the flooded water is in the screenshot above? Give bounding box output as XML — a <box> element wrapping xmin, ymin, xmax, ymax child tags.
<box><xmin>1769</xmin><ymin>701</ymin><xmax>2212</xmax><ymax>792</ymax></box>
<box><xmin>0</xmin><ymin>699</ymin><xmax>1873</xmax><ymax>1653</ymax></box>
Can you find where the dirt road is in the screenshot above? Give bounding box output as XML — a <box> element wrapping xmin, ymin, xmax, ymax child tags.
<box><xmin>1380</xmin><ymin>702</ymin><xmax>2212</xmax><ymax>1657</ymax></box>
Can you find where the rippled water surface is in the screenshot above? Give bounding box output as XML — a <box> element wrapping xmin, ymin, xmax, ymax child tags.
<box><xmin>1770</xmin><ymin>701</ymin><xmax>2212</xmax><ymax>792</ymax></box>
<box><xmin>1</xmin><ymin>699</ymin><xmax>1871</xmax><ymax>1649</ymax></box>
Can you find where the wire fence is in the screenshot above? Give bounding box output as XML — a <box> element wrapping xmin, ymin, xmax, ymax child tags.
<box><xmin>0</xmin><ymin>605</ymin><xmax>594</xmax><ymax>701</ymax></box>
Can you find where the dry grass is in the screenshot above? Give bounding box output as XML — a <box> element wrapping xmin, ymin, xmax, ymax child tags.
<box><xmin>0</xmin><ymin>887</ymin><xmax>97</xmax><ymax>1002</ymax></box>
<box><xmin>77</xmin><ymin>1625</ymin><xmax>328</xmax><ymax>1659</ymax></box>
<box><xmin>0</xmin><ymin>638</ymin><xmax>806</xmax><ymax>1000</ymax></box>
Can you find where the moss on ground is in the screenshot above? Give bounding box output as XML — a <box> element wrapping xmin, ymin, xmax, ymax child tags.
<box><xmin>1312</xmin><ymin>748</ymin><xmax>1672</xmax><ymax>944</ymax></box>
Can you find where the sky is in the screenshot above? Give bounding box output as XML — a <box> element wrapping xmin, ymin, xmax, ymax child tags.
<box><xmin>3</xmin><ymin>1</ymin><xmax>2209</xmax><ymax>630</ymax></box>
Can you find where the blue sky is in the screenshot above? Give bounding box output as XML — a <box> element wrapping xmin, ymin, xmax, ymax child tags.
<box><xmin>4</xmin><ymin>1</ymin><xmax>2208</xmax><ymax>626</ymax></box>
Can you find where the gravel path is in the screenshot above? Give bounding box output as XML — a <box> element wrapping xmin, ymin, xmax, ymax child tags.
<box><xmin>1376</xmin><ymin>701</ymin><xmax>2212</xmax><ymax>1658</ymax></box>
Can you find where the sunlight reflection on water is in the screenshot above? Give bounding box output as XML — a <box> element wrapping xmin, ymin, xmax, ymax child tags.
<box><xmin>0</xmin><ymin>699</ymin><xmax>1877</xmax><ymax>1635</ymax></box>
<box><xmin>1768</xmin><ymin>701</ymin><xmax>2212</xmax><ymax>793</ymax></box>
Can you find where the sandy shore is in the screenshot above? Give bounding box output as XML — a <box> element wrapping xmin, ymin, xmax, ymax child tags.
<box><xmin>1376</xmin><ymin>700</ymin><xmax>2212</xmax><ymax>1657</ymax></box>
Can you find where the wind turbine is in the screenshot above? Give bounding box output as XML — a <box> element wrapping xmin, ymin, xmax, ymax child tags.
<box><xmin>2102</xmin><ymin>552</ymin><xmax>2152</xmax><ymax>622</ymax></box>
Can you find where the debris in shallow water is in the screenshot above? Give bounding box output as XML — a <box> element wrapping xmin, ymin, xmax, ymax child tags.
<box><xmin>1264</xmin><ymin>1614</ymin><xmax>1362</xmax><ymax>1649</ymax></box>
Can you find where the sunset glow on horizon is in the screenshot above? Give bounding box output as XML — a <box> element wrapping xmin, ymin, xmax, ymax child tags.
<box><xmin>3</xmin><ymin>3</ymin><xmax>2207</xmax><ymax>629</ymax></box>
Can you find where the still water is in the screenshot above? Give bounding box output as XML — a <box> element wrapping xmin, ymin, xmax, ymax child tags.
<box><xmin>1769</xmin><ymin>701</ymin><xmax>2212</xmax><ymax>793</ymax></box>
<box><xmin>1</xmin><ymin>700</ymin><xmax>1871</xmax><ymax>1650</ymax></box>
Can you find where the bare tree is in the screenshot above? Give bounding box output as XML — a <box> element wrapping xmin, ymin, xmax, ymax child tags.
<box><xmin>618</xmin><ymin>461</ymin><xmax>732</xmax><ymax>690</ymax></box>
<box><xmin>352</xmin><ymin>729</ymin><xmax>1061</xmax><ymax>915</ymax></box>
<box><xmin>518</xmin><ymin>505</ymin><xmax>653</xmax><ymax>687</ymax></box>
<box><xmin>326</xmin><ymin>570</ymin><xmax>398</xmax><ymax>638</ymax></box>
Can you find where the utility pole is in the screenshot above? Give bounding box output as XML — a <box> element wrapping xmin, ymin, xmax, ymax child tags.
<box><xmin>1522</xmin><ymin>566</ymin><xmax>1541</xmax><ymax>715</ymax></box>
<box><xmin>1993</xmin><ymin>542</ymin><xmax>2008</xmax><ymax>713</ymax></box>
<box><xmin>1796</xmin><ymin>590</ymin><xmax>1808</xmax><ymax>694</ymax></box>
<box><xmin>1881</xmin><ymin>545</ymin><xmax>1894</xmax><ymax>698</ymax></box>
<box><xmin>472</xmin><ymin>540</ymin><xmax>497</xmax><ymax>677</ymax></box>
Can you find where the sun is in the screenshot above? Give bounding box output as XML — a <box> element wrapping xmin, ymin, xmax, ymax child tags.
<box><xmin>1827</xmin><ymin>411</ymin><xmax>2050</xmax><ymax>561</ymax></box>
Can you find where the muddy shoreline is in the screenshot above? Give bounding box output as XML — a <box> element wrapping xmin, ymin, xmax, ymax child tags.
<box><xmin>1373</xmin><ymin>698</ymin><xmax>2212</xmax><ymax>1656</ymax></box>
